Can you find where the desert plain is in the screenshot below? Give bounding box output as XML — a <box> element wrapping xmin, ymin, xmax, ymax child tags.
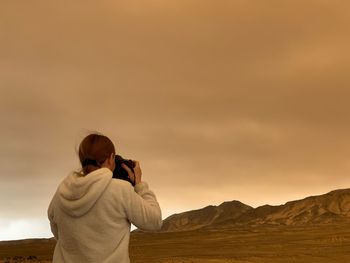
<box><xmin>129</xmin><ymin>223</ymin><xmax>350</xmax><ymax>263</ymax></box>
<box><xmin>1</xmin><ymin>223</ymin><xmax>350</xmax><ymax>263</ymax></box>
<box><xmin>1</xmin><ymin>189</ymin><xmax>350</xmax><ymax>262</ymax></box>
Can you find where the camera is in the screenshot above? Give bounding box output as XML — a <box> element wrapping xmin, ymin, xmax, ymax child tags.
<box><xmin>112</xmin><ymin>155</ymin><xmax>136</xmax><ymax>186</ymax></box>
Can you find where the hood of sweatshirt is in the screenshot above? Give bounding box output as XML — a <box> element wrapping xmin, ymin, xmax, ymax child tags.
<box><xmin>57</xmin><ymin>167</ymin><xmax>113</xmax><ymax>217</ymax></box>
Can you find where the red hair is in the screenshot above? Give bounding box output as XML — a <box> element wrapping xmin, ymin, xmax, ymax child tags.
<box><xmin>78</xmin><ymin>133</ymin><xmax>115</xmax><ymax>175</ymax></box>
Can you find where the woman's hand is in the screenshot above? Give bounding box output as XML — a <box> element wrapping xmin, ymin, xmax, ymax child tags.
<box><xmin>121</xmin><ymin>160</ymin><xmax>142</xmax><ymax>185</ymax></box>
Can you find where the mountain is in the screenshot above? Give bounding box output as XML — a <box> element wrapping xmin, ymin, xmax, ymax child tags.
<box><xmin>251</xmin><ymin>188</ymin><xmax>350</xmax><ymax>225</ymax></box>
<box><xmin>224</xmin><ymin>188</ymin><xmax>350</xmax><ymax>227</ymax></box>
<box><xmin>158</xmin><ymin>200</ymin><xmax>253</xmax><ymax>232</ymax></box>
<box><xmin>142</xmin><ymin>188</ymin><xmax>350</xmax><ymax>233</ymax></box>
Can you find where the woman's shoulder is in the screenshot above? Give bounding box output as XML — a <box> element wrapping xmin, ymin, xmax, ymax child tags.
<box><xmin>108</xmin><ymin>178</ymin><xmax>134</xmax><ymax>193</ymax></box>
<box><xmin>104</xmin><ymin>179</ymin><xmax>138</xmax><ymax>204</ymax></box>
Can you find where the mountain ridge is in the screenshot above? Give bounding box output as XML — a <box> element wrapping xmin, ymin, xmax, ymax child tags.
<box><xmin>134</xmin><ymin>188</ymin><xmax>350</xmax><ymax>233</ymax></box>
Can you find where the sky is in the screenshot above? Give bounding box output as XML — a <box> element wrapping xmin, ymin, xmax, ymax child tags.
<box><xmin>1</xmin><ymin>0</ymin><xmax>350</xmax><ymax>241</ymax></box>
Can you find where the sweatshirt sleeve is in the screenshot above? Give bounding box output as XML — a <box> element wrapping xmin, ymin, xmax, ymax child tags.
<box><xmin>47</xmin><ymin>195</ymin><xmax>59</xmax><ymax>240</ymax></box>
<box><xmin>123</xmin><ymin>181</ymin><xmax>163</xmax><ymax>231</ymax></box>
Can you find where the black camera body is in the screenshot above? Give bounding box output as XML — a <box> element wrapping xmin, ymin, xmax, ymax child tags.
<box><xmin>113</xmin><ymin>155</ymin><xmax>136</xmax><ymax>186</ymax></box>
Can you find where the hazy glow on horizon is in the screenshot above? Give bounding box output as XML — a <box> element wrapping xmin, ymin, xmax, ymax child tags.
<box><xmin>0</xmin><ymin>218</ymin><xmax>50</xmax><ymax>241</ymax></box>
<box><xmin>1</xmin><ymin>1</ymin><xmax>350</xmax><ymax>240</ymax></box>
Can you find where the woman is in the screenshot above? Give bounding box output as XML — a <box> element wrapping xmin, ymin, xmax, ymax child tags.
<box><xmin>47</xmin><ymin>133</ymin><xmax>163</xmax><ymax>263</ymax></box>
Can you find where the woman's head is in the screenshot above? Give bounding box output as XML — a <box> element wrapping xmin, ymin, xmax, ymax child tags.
<box><xmin>78</xmin><ymin>133</ymin><xmax>116</xmax><ymax>175</ymax></box>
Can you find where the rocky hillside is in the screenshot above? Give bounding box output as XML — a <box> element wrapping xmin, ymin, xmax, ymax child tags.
<box><xmin>143</xmin><ymin>188</ymin><xmax>350</xmax><ymax>233</ymax></box>
<box><xmin>242</xmin><ymin>188</ymin><xmax>350</xmax><ymax>226</ymax></box>
<box><xmin>159</xmin><ymin>200</ymin><xmax>253</xmax><ymax>232</ymax></box>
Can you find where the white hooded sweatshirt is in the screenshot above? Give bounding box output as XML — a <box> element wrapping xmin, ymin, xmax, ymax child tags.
<box><xmin>47</xmin><ymin>167</ymin><xmax>162</xmax><ymax>263</ymax></box>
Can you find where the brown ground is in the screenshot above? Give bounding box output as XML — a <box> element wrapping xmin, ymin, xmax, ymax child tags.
<box><xmin>1</xmin><ymin>223</ymin><xmax>350</xmax><ymax>263</ymax></box>
<box><xmin>130</xmin><ymin>223</ymin><xmax>350</xmax><ymax>263</ymax></box>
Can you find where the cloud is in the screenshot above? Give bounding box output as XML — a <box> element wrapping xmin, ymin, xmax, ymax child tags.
<box><xmin>1</xmin><ymin>0</ymin><xmax>350</xmax><ymax>240</ymax></box>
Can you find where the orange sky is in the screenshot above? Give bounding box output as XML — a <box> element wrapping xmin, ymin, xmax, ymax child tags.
<box><xmin>1</xmin><ymin>0</ymin><xmax>350</xmax><ymax>240</ymax></box>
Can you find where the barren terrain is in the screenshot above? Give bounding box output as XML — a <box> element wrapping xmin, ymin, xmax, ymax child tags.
<box><xmin>130</xmin><ymin>223</ymin><xmax>350</xmax><ymax>263</ymax></box>
<box><xmin>1</xmin><ymin>188</ymin><xmax>350</xmax><ymax>262</ymax></box>
<box><xmin>1</xmin><ymin>223</ymin><xmax>349</xmax><ymax>262</ymax></box>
